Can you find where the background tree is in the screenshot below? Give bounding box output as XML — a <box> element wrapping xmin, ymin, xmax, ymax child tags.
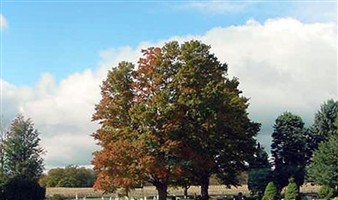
<box><xmin>306</xmin><ymin>133</ymin><xmax>338</xmax><ymax>192</ymax></box>
<box><xmin>1</xmin><ymin>114</ymin><xmax>45</xmax><ymax>199</ymax></box>
<box><xmin>0</xmin><ymin>119</ymin><xmax>7</xmax><ymax>198</ymax></box>
<box><xmin>248</xmin><ymin>143</ymin><xmax>272</xmax><ymax>196</ymax></box>
<box><xmin>41</xmin><ymin>165</ymin><xmax>96</xmax><ymax>187</ymax></box>
<box><xmin>271</xmin><ymin>112</ymin><xmax>307</xmax><ymax>190</ymax></box>
<box><xmin>2</xmin><ymin>114</ymin><xmax>44</xmax><ymax>180</ymax></box>
<box><xmin>312</xmin><ymin>99</ymin><xmax>338</xmax><ymax>139</ymax></box>
<box><xmin>307</xmin><ymin>99</ymin><xmax>338</xmax><ymax>161</ymax></box>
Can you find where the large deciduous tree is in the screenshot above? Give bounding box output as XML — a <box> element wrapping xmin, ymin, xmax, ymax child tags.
<box><xmin>92</xmin><ymin>41</ymin><xmax>259</xmax><ymax>200</ymax></box>
<box><xmin>170</xmin><ymin>41</ymin><xmax>259</xmax><ymax>200</ymax></box>
<box><xmin>271</xmin><ymin>112</ymin><xmax>307</xmax><ymax>190</ymax></box>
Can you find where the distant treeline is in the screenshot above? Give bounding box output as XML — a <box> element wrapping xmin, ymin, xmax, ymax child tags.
<box><xmin>39</xmin><ymin>165</ymin><xmax>96</xmax><ymax>187</ymax></box>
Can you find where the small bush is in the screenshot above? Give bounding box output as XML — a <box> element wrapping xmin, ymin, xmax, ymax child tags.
<box><xmin>285</xmin><ymin>177</ymin><xmax>300</xmax><ymax>200</ymax></box>
<box><xmin>262</xmin><ymin>182</ymin><xmax>278</xmax><ymax>200</ymax></box>
<box><xmin>318</xmin><ymin>185</ymin><xmax>334</xmax><ymax>200</ymax></box>
<box><xmin>3</xmin><ymin>176</ymin><xmax>45</xmax><ymax>200</ymax></box>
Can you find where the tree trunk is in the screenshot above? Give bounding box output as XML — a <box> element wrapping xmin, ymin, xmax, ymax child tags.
<box><xmin>183</xmin><ymin>186</ymin><xmax>190</xmax><ymax>198</ymax></box>
<box><xmin>200</xmin><ymin>176</ymin><xmax>210</xmax><ymax>200</ymax></box>
<box><xmin>155</xmin><ymin>183</ymin><xmax>168</xmax><ymax>200</ymax></box>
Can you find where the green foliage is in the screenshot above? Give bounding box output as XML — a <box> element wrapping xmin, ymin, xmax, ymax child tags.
<box><xmin>248</xmin><ymin>143</ymin><xmax>272</xmax><ymax>195</ymax></box>
<box><xmin>262</xmin><ymin>182</ymin><xmax>278</xmax><ymax>200</ymax></box>
<box><xmin>271</xmin><ymin>112</ymin><xmax>307</xmax><ymax>190</ymax></box>
<box><xmin>307</xmin><ymin>133</ymin><xmax>338</xmax><ymax>188</ymax></box>
<box><xmin>3</xmin><ymin>114</ymin><xmax>44</xmax><ymax>180</ymax></box>
<box><xmin>307</xmin><ymin>99</ymin><xmax>338</xmax><ymax>160</ymax></box>
<box><xmin>313</xmin><ymin>99</ymin><xmax>338</xmax><ymax>139</ymax></box>
<box><xmin>172</xmin><ymin>40</ymin><xmax>260</xmax><ymax>199</ymax></box>
<box><xmin>248</xmin><ymin>168</ymin><xmax>271</xmax><ymax>195</ymax></box>
<box><xmin>45</xmin><ymin>165</ymin><xmax>96</xmax><ymax>187</ymax></box>
<box><xmin>2</xmin><ymin>175</ymin><xmax>45</xmax><ymax>200</ymax></box>
<box><xmin>0</xmin><ymin>115</ymin><xmax>45</xmax><ymax>199</ymax></box>
<box><xmin>285</xmin><ymin>177</ymin><xmax>299</xmax><ymax>200</ymax></box>
<box><xmin>92</xmin><ymin>40</ymin><xmax>259</xmax><ymax>200</ymax></box>
<box><xmin>318</xmin><ymin>185</ymin><xmax>334</xmax><ymax>200</ymax></box>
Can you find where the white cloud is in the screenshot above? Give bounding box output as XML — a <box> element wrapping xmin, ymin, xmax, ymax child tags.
<box><xmin>2</xmin><ymin>17</ymin><xmax>337</xmax><ymax>168</ymax></box>
<box><xmin>0</xmin><ymin>14</ymin><xmax>8</xmax><ymax>30</ymax></box>
<box><xmin>2</xmin><ymin>70</ymin><xmax>103</xmax><ymax>168</ymax></box>
<box><xmin>199</xmin><ymin>18</ymin><xmax>337</xmax><ymax>147</ymax></box>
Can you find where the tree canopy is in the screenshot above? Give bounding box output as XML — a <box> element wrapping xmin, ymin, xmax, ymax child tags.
<box><xmin>3</xmin><ymin>114</ymin><xmax>44</xmax><ymax>180</ymax></box>
<box><xmin>307</xmin><ymin>133</ymin><xmax>338</xmax><ymax>189</ymax></box>
<box><xmin>248</xmin><ymin>143</ymin><xmax>272</xmax><ymax>195</ymax></box>
<box><xmin>0</xmin><ymin>114</ymin><xmax>45</xmax><ymax>199</ymax></box>
<box><xmin>271</xmin><ymin>112</ymin><xmax>307</xmax><ymax>190</ymax></box>
<box><xmin>307</xmin><ymin>99</ymin><xmax>338</xmax><ymax>159</ymax></box>
<box><xmin>39</xmin><ymin>165</ymin><xmax>96</xmax><ymax>187</ymax></box>
<box><xmin>92</xmin><ymin>40</ymin><xmax>259</xmax><ymax>200</ymax></box>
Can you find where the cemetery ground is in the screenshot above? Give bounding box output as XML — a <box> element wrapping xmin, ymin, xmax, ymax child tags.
<box><xmin>46</xmin><ymin>184</ymin><xmax>320</xmax><ymax>199</ymax></box>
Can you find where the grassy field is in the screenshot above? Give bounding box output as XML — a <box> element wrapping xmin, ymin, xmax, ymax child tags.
<box><xmin>46</xmin><ymin>184</ymin><xmax>320</xmax><ymax>199</ymax></box>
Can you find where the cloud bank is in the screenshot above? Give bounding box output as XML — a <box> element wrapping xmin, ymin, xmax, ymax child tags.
<box><xmin>2</xmin><ymin>18</ymin><xmax>337</xmax><ymax>168</ymax></box>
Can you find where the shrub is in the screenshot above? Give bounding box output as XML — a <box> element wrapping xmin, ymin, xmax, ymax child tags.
<box><xmin>285</xmin><ymin>177</ymin><xmax>300</xmax><ymax>200</ymax></box>
<box><xmin>318</xmin><ymin>185</ymin><xmax>334</xmax><ymax>200</ymax></box>
<box><xmin>3</xmin><ymin>176</ymin><xmax>45</xmax><ymax>200</ymax></box>
<box><xmin>262</xmin><ymin>182</ymin><xmax>278</xmax><ymax>200</ymax></box>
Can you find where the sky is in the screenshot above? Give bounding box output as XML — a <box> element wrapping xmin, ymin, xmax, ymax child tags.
<box><xmin>0</xmin><ymin>1</ymin><xmax>337</xmax><ymax>170</ymax></box>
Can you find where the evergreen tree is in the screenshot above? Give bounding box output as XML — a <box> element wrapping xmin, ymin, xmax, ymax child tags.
<box><xmin>307</xmin><ymin>133</ymin><xmax>338</xmax><ymax>190</ymax></box>
<box><xmin>313</xmin><ymin>99</ymin><xmax>338</xmax><ymax>139</ymax></box>
<box><xmin>3</xmin><ymin>114</ymin><xmax>44</xmax><ymax>180</ymax></box>
<box><xmin>285</xmin><ymin>177</ymin><xmax>300</xmax><ymax>200</ymax></box>
<box><xmin>248</xmin><ymin>143</ymin><xmax>272</xmax><ymax>195</ymax></box>
<box><xmin>262</xmin><ymin>181</ymin><xmax>278</xmax><ymax>200</ymax></box>
<box><xmin>318</xmin><ymin>185</ymin><xmax>335</xmax><ymax>200</ymax></box>
<box><xmin>307</xmin><ymin>99</ymin><xmax>338</xmax><ymax>161</ymax></box>
<box><xmin>271</xmin><ymin>112</ymin><xmax>307</xmax><ymax>190</ymax></box>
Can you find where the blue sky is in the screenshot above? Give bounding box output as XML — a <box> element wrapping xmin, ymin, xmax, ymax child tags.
<box><xmin>1</xmin><ymin>1</ymin><xmax>337</xmax><ymax>168</ymax></box>
<box><xmin>2</xmin><ymin>1</ymin><xmax>336</xmax><ymax>86</ymax></box>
